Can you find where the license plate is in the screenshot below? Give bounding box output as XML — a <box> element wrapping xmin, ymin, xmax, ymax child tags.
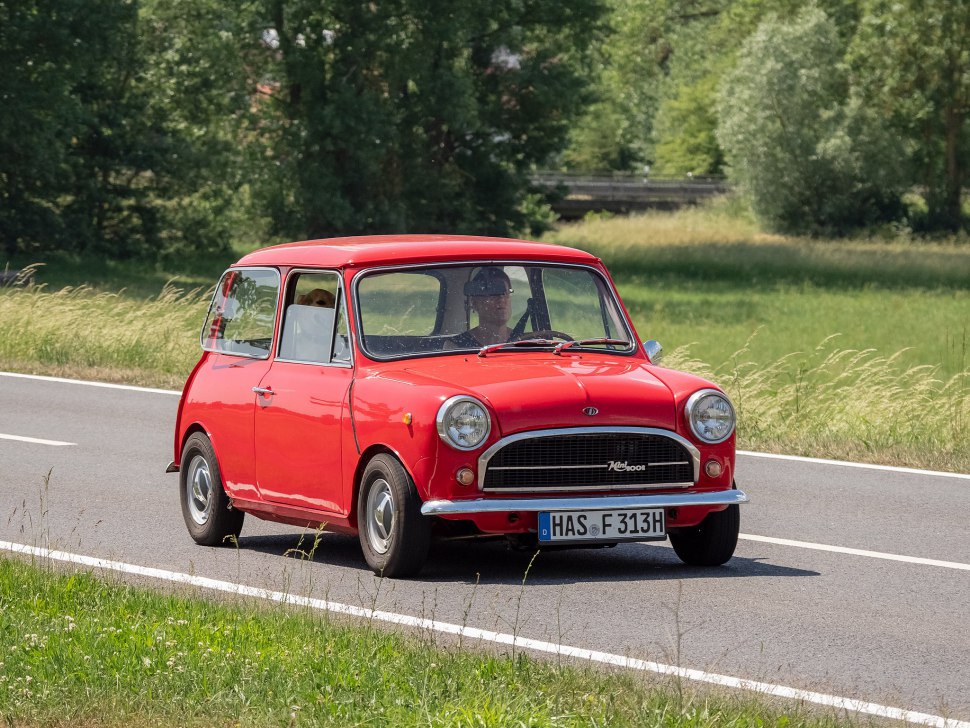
<box><xmin>538</xmin><ymin>508</ymin><xmax>666</xmax><ymax>543</ymax></box>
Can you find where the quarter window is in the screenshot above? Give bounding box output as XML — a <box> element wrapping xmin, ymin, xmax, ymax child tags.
<box><xmin>202</xmin><ymin>269</ymin><xmax>280</xmax><ymax>358</ymax></box>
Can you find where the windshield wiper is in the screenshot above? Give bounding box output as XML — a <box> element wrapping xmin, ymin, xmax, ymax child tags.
<box><xmin>553</xmin><ymin>338</ymin><xmax>631</xmax><ymax>355</ymax></box>
<box><xmin>477</xmin><ymin>339</ymin><xmax>558</xmax><ymax>357</ymax></box>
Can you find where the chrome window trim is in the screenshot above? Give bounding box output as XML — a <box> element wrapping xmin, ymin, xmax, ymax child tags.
<box><xmin>685</xmin><ymin>388</ymin><xmax>736</xmax><ymax>444</ymax></box>
<box><xmin>477</xmin><ymin>426</ymin><xmax>701</xmax><ymax>491</ymax></box>
<box><xmin>421</xmin><ymin>488</ymin><xmax>749</xmax><ymax>516</ymax></box>
<box><xmin>200</xmin><ymin>266</ymin><xmax>282</xmax><ymax>360</ymax></box>
<box><xmin>351</xmin><ymin>260</ymin><xmax>637</xmax><ymax>362</ymax></box>
<box><xmin>275</xmin><ymin>267</ymin><xmax>355</xmax><ymax>368</ymax></box>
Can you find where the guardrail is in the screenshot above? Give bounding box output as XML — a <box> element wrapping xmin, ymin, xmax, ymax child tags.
<box><xmin>531</xmin><ymin>172</ymin><xmax>731</xmax><ymax>218</ymax></box>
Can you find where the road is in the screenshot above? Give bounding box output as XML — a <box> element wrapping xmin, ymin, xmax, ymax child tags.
<box><xmin>2</xmin><ymin>372</ymin><xmax>968</xmax><ymax>724</ymax></box>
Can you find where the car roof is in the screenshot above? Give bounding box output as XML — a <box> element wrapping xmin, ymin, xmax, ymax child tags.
<box><xmin>233</xmin><ymin>235</ymin><xmax>601</xmax><ymax>269</ymax></box>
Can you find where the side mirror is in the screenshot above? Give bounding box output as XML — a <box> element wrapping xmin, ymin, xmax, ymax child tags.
<box><xmin>644</xmin><ymin>339</ymin><xmax>663</xmax><ymax>365</ymax></box>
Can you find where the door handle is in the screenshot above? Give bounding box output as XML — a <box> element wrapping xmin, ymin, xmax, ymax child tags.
<box><xmin>252</xmin><ymin>386</ymin><xmax>274</xmax><ymax>396</ymax></box>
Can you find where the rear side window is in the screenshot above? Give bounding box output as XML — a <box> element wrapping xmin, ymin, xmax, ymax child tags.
<box><xmin>202</xmin><ymin>268</ymin><xmax>280</xmax><ymax>358</ymax></box>
<box><xmin>278</xmin><ymin>270</ymin><xmax>351</xmax><ymax>365</ymax></box>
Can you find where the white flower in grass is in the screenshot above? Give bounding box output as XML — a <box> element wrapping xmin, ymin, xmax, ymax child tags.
<box><xmin>142</xmin><ymin>657</ymin><xmax>152</xmax><ymax>668</ymax></box>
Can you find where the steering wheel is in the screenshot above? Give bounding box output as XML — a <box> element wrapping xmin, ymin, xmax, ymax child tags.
<box><xmin>511</xmin><ymin>329</ymin><xmax>574</xmax><ymax>342</ymax></box>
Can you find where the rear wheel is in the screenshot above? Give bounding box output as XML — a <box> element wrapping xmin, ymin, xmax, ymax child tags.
<box><xmin>357</xmin><ymin>454</ymin><xmax>431</xmax><ymax>578</ymax></box>
<box><xmin>179</xmin><ymin>432</ymin><xmax>244</xmax><ymax>546</ymax></box>
<box><xmin>669</xmin><ymin>504</ymin><xmax>739</xmax><ymax>566</ymax></box>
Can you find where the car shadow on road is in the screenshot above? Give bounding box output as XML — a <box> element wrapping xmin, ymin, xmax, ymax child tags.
<box><xmin>237</xmin><ymin>532</ymin><xmax>818</xmax><ymax>585</ymax></box>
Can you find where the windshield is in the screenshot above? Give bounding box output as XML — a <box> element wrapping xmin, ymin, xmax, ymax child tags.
<box><xmin>355</xmin><ymin>264</ymin><xmax>635</xmax><ymax>359</ymax></box>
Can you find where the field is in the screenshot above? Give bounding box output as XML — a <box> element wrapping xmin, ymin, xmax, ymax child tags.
<box><xmin>2</xmin><ymin>200</ymin><xmax>968</xmax><ymax>470</ymax></box>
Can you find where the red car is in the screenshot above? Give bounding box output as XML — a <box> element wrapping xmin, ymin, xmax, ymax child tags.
<box><xmin>170</xmin><ymin>235</ymin><xmax>748</xmax><ymax>577</ymax></box>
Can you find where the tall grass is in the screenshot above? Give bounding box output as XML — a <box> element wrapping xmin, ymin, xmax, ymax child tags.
<box><xmin>666</xmin><ymin>339</ymin><xmax>969</xmax><ymax>471</ymax></box>
<box><xmin>0</xmin><ymin>280</ymin><xmax>206</xmax><ymax>390</ymax></box>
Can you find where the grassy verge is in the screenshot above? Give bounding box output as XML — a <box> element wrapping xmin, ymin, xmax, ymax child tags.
<box><xmin>0</xmin><ymin>556</ymin><xmax>848</xmax><ymax>727</ymax></box>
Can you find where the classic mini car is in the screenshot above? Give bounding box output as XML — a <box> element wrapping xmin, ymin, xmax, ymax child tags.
<box><xmin>170</xmin><ymin>235</ymin><xmax>748</xmax><ymax>577</ymax></box>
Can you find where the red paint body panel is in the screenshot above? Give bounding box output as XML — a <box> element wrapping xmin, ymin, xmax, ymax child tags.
<box><xmin>174</xmin><ymin>235</ymin><xmax>740</xmax><ymax>543</ymax></box>
<box><xmin>253</xmin><ymin>361</ymin><xmax>353</xmax><ymax>514</ymax></box>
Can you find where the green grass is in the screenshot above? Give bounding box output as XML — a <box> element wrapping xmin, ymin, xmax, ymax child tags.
<box><xmin>543</xmin><ymin>202</ymin><xmax>970</xmax><ymax>378</ymax></box>
<box><xmin>0</xmin><ymin>556</ymin><xmax>852</xmax><ymax>727</ymax></box>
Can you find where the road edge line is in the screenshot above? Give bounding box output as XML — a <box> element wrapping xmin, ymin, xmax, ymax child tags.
<box><xmin>2</xmin><ymin>540</ymin><xmax>967</xmax><ymax>728</ymax></box>
<box><xmin>737</xmin><ymin>450</ymin><xmax>969</xmax><ymax>480</ymax></box>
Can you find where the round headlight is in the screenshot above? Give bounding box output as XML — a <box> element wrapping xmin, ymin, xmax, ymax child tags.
<box><xmin>685</xmin><ymin>389</ymin><xmax>735</xmax><ymax>444</ymax></box>
<box><xmin>436</xmin><ymin>396</ymin><xmax>491</xmax><ymax>451</ymax></box>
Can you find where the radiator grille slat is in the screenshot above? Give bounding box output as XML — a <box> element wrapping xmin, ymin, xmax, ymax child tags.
<box><xmin>482</xmin><ymin>433</ymin><xmax>695</xmax><ymax>492</ymax></box>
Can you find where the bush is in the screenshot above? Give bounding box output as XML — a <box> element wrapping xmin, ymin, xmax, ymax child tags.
<box><xmin>716</xmin><ymin>6</ymin><xmax>905</xmax><ymax>235</ymax></box>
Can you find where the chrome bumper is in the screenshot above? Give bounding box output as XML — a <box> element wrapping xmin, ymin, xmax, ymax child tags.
<box><xmin>421</xmin><ymin>488</ymin><xmax>748</xmax><ymax>516</ymax></box>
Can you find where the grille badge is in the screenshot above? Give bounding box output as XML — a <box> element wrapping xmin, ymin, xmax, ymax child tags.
<box><xmin>583</xmin><ymin>407</ymin><xmax>599</xmax><ymax>416</ymax></box>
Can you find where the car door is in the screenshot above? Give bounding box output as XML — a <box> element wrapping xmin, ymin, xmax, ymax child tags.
<box><xmin>196</xmin><ymin>267</ymin><xmax>281</xmax><ymax>498</ymax></box>
<box><xmin>253</xmin><ymin>269</ymin><xmax>354</xmax><ymax>514</ymax></box>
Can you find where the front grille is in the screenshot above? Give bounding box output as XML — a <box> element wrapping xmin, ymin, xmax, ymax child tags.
<box><xmin>481</xmin><ymin>431</ymin><xmax>695</xmax><ymax>492</ymax></box>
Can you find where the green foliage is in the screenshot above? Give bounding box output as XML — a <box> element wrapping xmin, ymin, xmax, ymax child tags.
<box><xmin>0</xmin><ymin>0</ymin><xmax>250</xmax><ymax>261</ymax></box>
<box><xmin>0</xmin><ymin>0</ymin><xmax>89</xmax><ymax>256</ymax></box>
<box><xmin>849</xmin><ymin>0</ymin><xmax>970</xmax><ymax>231</ymax></box>
<box><xmin>716</xmin><ymin>5</ymin><xmax>904</xmax><ymax>235</ymax></box>
<box><xmin>251</xmin><ymin>0</ymin><xmax>604</xmax><ymax>239</ymax></box>
<box><xmin>652</xmin><ymin>74</ymin><xmax>723</xmax><ymax>175</ymax></box>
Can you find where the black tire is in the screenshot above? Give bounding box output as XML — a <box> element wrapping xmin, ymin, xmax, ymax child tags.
<box><xmin>357</xmin><ymin>453</ymin><xmax>431</xmax><ymax>578</ymax></box>
<box><xmin>179</xmin><ymin>432</ymin><xmax>244</xmax><ymax>546</ymax></box>
<box><xmin>669</xmin><ymin>504</ymin><xmax>740</xmax><ymax>566</ymax></box>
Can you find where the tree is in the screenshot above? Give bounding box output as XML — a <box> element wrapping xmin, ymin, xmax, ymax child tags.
<box><xmin>850</xmin><ymin>0</ymin><xmax>970</xmax><ymax>231</ymax></box>
<box><xmin>251</xmin><ymin>0</ymin><xmax>604</xmax><ymax>239</ymax></box>
<box><xmin>717</xmin><ymin>5</ymin><xmax>904</xmax><ymax>234</ymax></box>
<box><xmin>0</xmin><ymin>0</ymin><xmax>87</xmax><ymax>256</ymax></box>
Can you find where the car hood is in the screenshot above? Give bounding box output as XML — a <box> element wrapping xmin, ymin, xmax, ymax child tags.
<box><xmin>377</xmin><ymin>355</ymin><xmax>678</xmax><ymax>435</ymax></box>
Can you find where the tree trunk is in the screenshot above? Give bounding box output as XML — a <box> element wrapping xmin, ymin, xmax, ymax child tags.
<box><xmin>942</xmin><ymin>106</ymin><xmax>964</xmax><ymax>231</ymax></box>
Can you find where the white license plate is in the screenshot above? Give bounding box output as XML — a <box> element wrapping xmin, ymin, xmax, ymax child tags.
<box><xmin>538</xmin><ymin>508</ymin><xmax>666</xmax><ymax>543</ymax></box>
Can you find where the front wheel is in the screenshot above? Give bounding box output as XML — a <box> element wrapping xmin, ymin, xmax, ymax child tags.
<box><xmin>179</xmin><ymin>432</ymin><xmax>244</xmax><ymax>546</ymax></box>
<box><xmin>668</xmin><ymin>504</ymin><xmax>739</xmax><ymax>566</ymax></box>
<box><xmin>357</xmin><ymin>454</ymin><xmax>431</xmax><ymax>578</ymax></box>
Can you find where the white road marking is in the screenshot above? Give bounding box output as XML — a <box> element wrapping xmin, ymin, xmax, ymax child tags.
<box><xmin>1</xmin><ymin>540</ymin><xmax>967</xmax><ymax>728</ymax></box>
<box><xmin>0</xmin><ymin>371</ymin><xmax>180</xmax><ymax>396</ymax></box>
<box><xmin>738</xmin><ymin>450</ymin><xmax>970</xmax><ymax>480</ymax></box>
<box><xmin>0</xmin><ymin>433</ymin><xmax>76</xmax><ymax>447</ymax></box>
<box><xmin>739</xmin><ymin>534</ymin><xmax>970</xmax><ymax>572</ymax></box>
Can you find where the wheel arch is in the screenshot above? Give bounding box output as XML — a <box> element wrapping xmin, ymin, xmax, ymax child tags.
<box><xmin>350</xmin><ymin>444</ymin><xmax>417</xmax><ymax>529</ymax></box>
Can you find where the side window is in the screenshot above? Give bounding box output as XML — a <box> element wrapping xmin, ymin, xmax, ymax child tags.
<box><xmin>202</xmin><ymin>268</ymin><xmax>280</xmax><ymax>358</ymax></box>
<box><xmin>279</xmin><ymin>271</ymin><xmax>350</xmax><ymax>365</ymax></box>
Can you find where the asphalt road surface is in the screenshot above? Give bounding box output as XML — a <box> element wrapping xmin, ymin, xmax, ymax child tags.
<box><xmin>2</xmin><ymin>372</ymin><xmax>968</xmax><ymax>723</ymax></box>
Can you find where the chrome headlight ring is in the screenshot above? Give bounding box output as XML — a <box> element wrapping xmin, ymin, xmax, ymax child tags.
<box><xmin>685</xmin><ymin>388</ymin><xmax>736</xmax><ymax>444</ymax></box>
<box><xmin>436</xmin><ymin>395</ymin><xmax>492</xmax><ymax>451</ymax></box>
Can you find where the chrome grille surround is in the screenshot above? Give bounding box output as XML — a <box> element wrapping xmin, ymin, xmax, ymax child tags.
<box><xmin>477</xmin><ymin>427</ymin><xmax>700</xmax><ymax>493</ymax></box>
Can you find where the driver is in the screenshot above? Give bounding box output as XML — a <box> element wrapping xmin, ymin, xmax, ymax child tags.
<box><xmin>451</xmin><ymin>267</ymin><xmax>513</xmax><ymax>347</ymax></box>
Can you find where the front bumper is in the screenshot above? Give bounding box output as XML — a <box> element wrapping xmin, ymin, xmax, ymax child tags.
<box><xmin>421</xmin><ymin>488</ymin><xmax>748</xmax><ymax>516</ymax></box>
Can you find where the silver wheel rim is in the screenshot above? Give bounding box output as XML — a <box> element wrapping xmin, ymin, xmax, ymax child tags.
<box><xmin>186</xmin><ymin>454</ymin><xmax>213</xmax><ymax>526</ymax></box>
<box><xmin>365</xmin><ymin>478</ymin><xmax>395</xmax><ymax>555</ymax></box>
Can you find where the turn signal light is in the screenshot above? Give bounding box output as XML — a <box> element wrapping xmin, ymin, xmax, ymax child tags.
<box><xmin>456</xmin><ymin>467</ymin><xmax>475</xmax><ymax>486</ymax></box>
<box><xmin>705</xmin><ymin>459</ymin><xmax>723</xmax><ymax>478</ymax></box>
